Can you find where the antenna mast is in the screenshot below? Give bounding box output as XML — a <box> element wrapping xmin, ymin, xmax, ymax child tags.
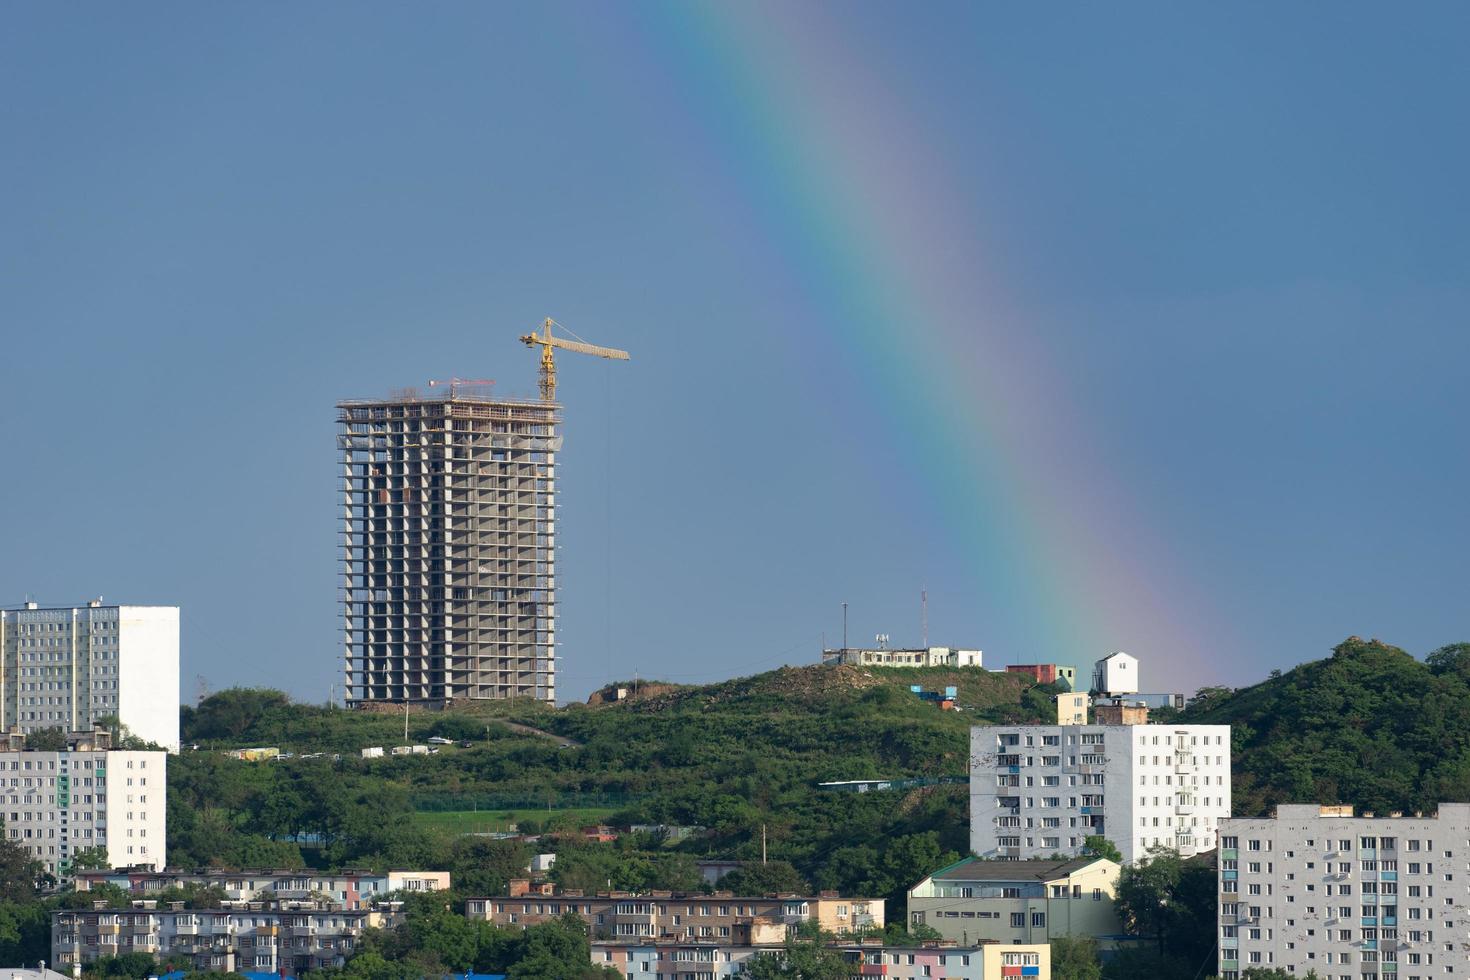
<box><xmin>921</xmin><ymin>586</ymin><xmax>928</xmax><ymax>648</ymax></box>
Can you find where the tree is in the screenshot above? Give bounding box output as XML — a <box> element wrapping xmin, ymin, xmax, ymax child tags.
<box><xmin>1081</xmin><ymin>836</ymin><xmax>1122</xmax><ymax>863</ymax></box>
<box><xmin>744</xmin><ymin>938</ymin><xmax>851</xmax><ymax>980</ymax></box>
<box><xmin>1113</xmin><ymin>849</ymin><xmax>1215</xmax><ymax>965</ymax></box>
<box><xmin>69</xmin><ymin>846</ymin><xmax>112</xmax><ymax>871</ymax></box>
<box><xmin>0</xmin><ymin>831</ymin><xmax>51</xmax><ymax>901</ymax></box>
<box><xmin>718</xmin><ymin>861</ymin><xmax>811</xmax><ymax>896</ymax></box>
<box><xmin>24</xmin><ymin>727</ymin><xmax>67</xmax><ymax>751</ymax></box>
<box><xmin>1050</xmin><ymin>937</ymin><xmax>1102</xmax><ymax>980</ymax></box>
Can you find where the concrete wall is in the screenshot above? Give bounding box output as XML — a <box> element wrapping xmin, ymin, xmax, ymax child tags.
<box><xmin>117</xmin><ymin>607</ymin><xmax>180</xmax><ymax>751</ymax></box>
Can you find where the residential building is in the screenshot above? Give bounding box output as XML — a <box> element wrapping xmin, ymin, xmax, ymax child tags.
<box><xmin>1</xmin><ymin>601</ymin><xmax>180</xmax><ymax>752</ymax></box>
<box><xmin>592</xmin><ymin>940</ymin><xmax>1049</xmax><ymax>980</ymax></box>
<box><xmin>338</xmin><ymin>388</ymin><xmax>560</xmax><ymax>706</ymax></box>
<box><xmin>0</xmin><ymin>728</ymin><xmax>166</xmax><ymax>876</ymax></box>
<box><xmin>466</xmin><ymin>891</ymin><xmax>883</xmax><ymax>939</ymax></box>
<box><xmin>72</xmin><ymin>868</ymin><xmax>449</xmax><ymax>909</ymax></box>
<box><xmin>1005</xmin><ymin>665</ymin><xmax>1078</xmax><ymax>691</ymax></box>
<box><xmin>821</xmin><ymin>647</ymin><xmax>982</xmax><ymax>669</ymax></box>
<box><xmin>1056</xmin><ymin>694</ymin><xmax>1088</xmax><ymax>726</ymax></box>
<box><xmin>907</xmin><ymin>857</ymin><xmax>1124</xmax><ymax>947</ymax></box>
<box><xmin>52</xmin><ymin>900</ymin><xmax>398</xmax><ymax>973</ymax></box>
<box><xmin>1090</xmin><ymin>653</ymin><xmax>1137</xmax><ymax>696</ymax></box>
<box><xmin>1216</xmin><ymin>803</ymin><xmax>1470</xmax><ymax>980</ymax></box>
<box><xmin>970</xmin><ymin>723</ymin><xmax>1231</xmax><ymax>864</ymax></box>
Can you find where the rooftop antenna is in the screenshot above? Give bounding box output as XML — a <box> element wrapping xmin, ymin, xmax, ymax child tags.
<box><xmin>921</xmin><ymin>586</ymin><xmax>928</xmax><ymax>648</ymax></box>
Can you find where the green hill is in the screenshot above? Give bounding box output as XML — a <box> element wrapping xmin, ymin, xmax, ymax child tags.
<box><xmin>1180</xmin><ymin>637</ymin><xmax>1470</xmax><ymax>817</ymax></box>
<box><xmin>166</xmin><ymin>663</ymin><xmax>1053</xmax><ymax>909</ymax></box>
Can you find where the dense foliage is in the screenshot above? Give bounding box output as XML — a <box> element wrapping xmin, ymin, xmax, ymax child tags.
<box><xmin>166</xmin><ymin>667</ymin><xmax>1033</xmax><ymax>913</ymax></box>
<box><xmin>1181</xmin><ymin>638</ymin><xmax>1470</xmax><ymax>816</ymax></box>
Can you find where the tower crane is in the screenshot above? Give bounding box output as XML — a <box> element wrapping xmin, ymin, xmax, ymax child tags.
<box><xmin>519</xmin><ymin>317</ymin><xmax>630</xmax><ymax>402</ymax></box>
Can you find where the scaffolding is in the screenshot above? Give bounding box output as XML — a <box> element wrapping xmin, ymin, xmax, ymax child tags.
<box><xmin>337</xmin><ymin>389</ymin><xmax>561</xmax><ymax>706</ymax></box>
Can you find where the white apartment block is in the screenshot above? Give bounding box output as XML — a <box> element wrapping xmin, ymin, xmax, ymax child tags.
<box><xmin>0</xmin><ymin>729</ymin><xmax>166</xmax><ymax>876</ymax></box>
<box><xmin>970</xmin><ymin>723</ymin><xmax>1231</xmax><ymax>865</ymax></box>
<box><xmin>1</xmin><ymin>601</ymin><xmax>180</xmax><ymax>752</ymax></box>
<box><xmin>1218</xmin><ymin>804</ymin><xmax>1470</xmax><ymax>980</ymax></box>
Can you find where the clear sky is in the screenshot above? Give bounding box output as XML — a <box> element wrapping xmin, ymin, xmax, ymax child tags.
<box><xmin>2</xmin><ymin>3</ymin><xmax>1466</xmax><ymax>705</ymax></box>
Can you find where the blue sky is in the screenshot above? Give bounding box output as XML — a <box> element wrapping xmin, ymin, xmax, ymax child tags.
<box><xmin>2</xmin><ymin>3</ymin><xmax>1465</xmax><ymax>704</ymax></box>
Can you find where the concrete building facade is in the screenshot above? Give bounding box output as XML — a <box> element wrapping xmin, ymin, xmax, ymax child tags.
<box><xmin>338</xmin><ymin>390</ymin><xmax>561</xmax><ymax>706</ymax></box>
<box><xmin>970</xmin><ymin>723</ymin><xmax>1231</xmax><ymax>864</ymax></box>
<box><xmin>52</xmin><ymin>901</ymin><xmax>396</xmax><ymax>973</ymax></box>
<box><xmin>466</xmin><ymin>892</ymin><xmax>883</xmax><ymax>939</ymax></box>
<box><xmin>1216</xmin><ymin>803</ymin><xmax>1470</xmax><ymax>980</ymax></box>
<box><xmin>593</xmin><ymin>940</ymin><xmax>1049</xmax><ymax>980</ymax></box>
<box><xmin>72</xmin><ymin>868</ymin><xmax>450</xmax><ymax>909</ymax></box>
<box><xmin>822</xmin><ymin>647</ymin><xmax>982</xmax><ymax>669</ymax></box>
<box><xmin>0</xmin><ymin>729</ymin><xmax>166</xmax><ymax>877</ymax></box>
<box><xmin>907</xmin><ymin>857</ymin><xmax>1124</xmax><ymax>948</ymax></box>
<box><xmin>1</xmin><ymin>602</ymin><xmax>179</xmax><ymax>752</ymax></box>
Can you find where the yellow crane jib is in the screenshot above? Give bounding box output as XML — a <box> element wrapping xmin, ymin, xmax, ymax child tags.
<box><xmin>519</xmin><ymin>317</ymin><xmax>630</xmax><ymax>402</ymax></box>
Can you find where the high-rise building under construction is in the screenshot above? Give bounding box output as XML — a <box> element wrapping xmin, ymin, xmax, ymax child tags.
<box><xmin>337</xmin><ymin>387</ymin><xmax>560</xmax><ymax>706</ymax></box>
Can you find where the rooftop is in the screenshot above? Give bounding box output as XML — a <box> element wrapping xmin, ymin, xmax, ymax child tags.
<box><xmin>928</xmin><ymin>856</ymin><xmax>1108</xmax><ymax>882</ymax></box>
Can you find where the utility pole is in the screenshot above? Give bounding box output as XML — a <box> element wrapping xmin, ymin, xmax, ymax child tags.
<box><xmin>921</xmin><ymin>587</ymin><xmax>928</xmax><ymax>648</ymax></box>
<box><xmin>842</xmin><ymin>602</ymin><xmax>848</xmax><ymax>651</ymax></box>
<box><xmin>762</xmin><ymin>824</ymin><xmax>767</xmax><ymax>865</ymax></box>
<box><xmin>403</xmin><ymin>699</ymin><xmax>409</xmax><ymax>744</ymax></box>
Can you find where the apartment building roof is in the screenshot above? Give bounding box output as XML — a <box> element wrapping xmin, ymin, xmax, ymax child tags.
<box><xmin>927</xmin><ymin>856</ymin><xmax>1110</xmax><ymax>882</ymax></box>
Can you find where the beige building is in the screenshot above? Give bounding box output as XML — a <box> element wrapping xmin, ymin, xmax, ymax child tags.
<box><xmin>1056</xmin><ymin>694</ymin><xmax>1088</xmax><ymax>725</ymax></box>
<box><xmin>907</xmin><ymin>857</ymin><xmax>1123</xmax><ymax>947</ymax></box>
<box><xmin>467</xmin><ymin>891</ymin><xmax>883</xmax><ymax>939</ymax></box>
<box><xmin>53</xmin><ymin>900</ymin><xmax>398</xmax><ymax>973</ymax></box>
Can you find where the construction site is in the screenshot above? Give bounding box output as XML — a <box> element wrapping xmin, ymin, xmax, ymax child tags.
<box><xmin>338</xmin><ymin>319</ymin><xmax>627</xmax><ymax>708</ymax></box>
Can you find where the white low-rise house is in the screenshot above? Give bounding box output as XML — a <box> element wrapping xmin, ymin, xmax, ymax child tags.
<box><xmin>1090</xmin><ymin>652</ymin><xmax>1138</xmax><ymax>696</ymax></box>
<box><xmin>0</xmin><ymin>728</ymin><xmax>166</xmax><ymax>877</ymax></box>
<box><xmin>822</xmin><ymin>647</ymin><xmax>982</xmax><ymax>668</ymax></box>
<box><xmin>1216</xmin><ymin>803</ymin><xmax>1470</xmax><ymax>980</ymax></box>
<box><xmin>1</xmin><ymin>601</ymin><xmax>180</xmax><ymax>752</ymax></box>
<box><xmin>970</xmin><ymin>723</ymin><xmax>1231</xmax><ymax>864</ymax></box>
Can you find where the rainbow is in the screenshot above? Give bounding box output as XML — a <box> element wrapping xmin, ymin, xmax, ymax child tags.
<box><xmin>633</xmin><ymin>4</ymin><xmax>1231</xmax><ymax>686</ymax></box>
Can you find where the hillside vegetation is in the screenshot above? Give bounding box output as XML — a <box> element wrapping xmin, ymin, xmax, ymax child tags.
<box><xmin>1181</xmin><ymin>638</ymin><xmax>1470</xmax><ymax>818</ymax></box>
<box><xmin>166</xmin><ymin>664</ymin><xmax>1050</xmax><ymax>913</ymax></box>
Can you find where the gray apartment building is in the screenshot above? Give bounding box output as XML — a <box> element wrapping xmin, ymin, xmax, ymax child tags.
<box><xmin>1218</xmin><ymin>803</ymin><xmax>1470</xmax><ymax>979</ymax></box>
